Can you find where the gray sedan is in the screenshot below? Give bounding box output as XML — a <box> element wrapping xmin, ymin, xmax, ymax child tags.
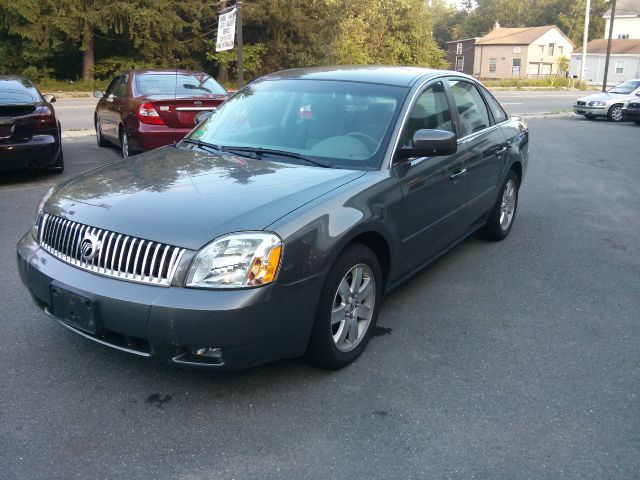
<box><xmin>17</xmin><ymin>66</ymin><xmax>529</xmax><ymax>370</ymax></box>
<box><xmin>573</xmin><ymin>79</ymin><xmax>640</xmax><ymax>121</ymax></box>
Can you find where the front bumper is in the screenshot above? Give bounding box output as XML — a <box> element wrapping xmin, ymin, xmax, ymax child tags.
<box><xmin>573</xmin><ymin>104</ymin><xmax>607</xmax><ymax>116</ymax></box>
<box><xmin>0</xmin><ymin>134</ymin><xmax>60</xmax><ymax>171</ymax></box>
<box><xmin>17</xmin><ymin>232</ymin><xmax>324</xmax><ymax>370</ymax></box>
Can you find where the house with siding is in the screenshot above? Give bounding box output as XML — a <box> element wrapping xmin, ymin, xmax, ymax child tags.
<box><xmin>570</xmin><ymin>39</ymin><xmax>640</xmax><ymax>85</ymax></box>
<box><xmin>604</xmin><ymin>0</ymin><xmax>640</xmax><ymax>39</ymax></box>
<box><xmin>473</xmin><ymin>24</ymin><xmax>574</xmax><ymax>79</ymax></box>
<box><xmin>446</xmin><ymin>37</ymin><xmax>477</xmax><ymax>75</ymax></box>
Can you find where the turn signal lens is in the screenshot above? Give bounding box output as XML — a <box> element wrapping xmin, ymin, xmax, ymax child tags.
<box><xmin>137</xmin><ymin>102</ymin><xmax>165</xmax><ymax>125</ymax></box>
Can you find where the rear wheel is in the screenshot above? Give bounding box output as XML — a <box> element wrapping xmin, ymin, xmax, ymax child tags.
<box><xmin>307</xmin><ymin>244</ymin><xmax>383</xmax><ymax>369</ymax></box>
<box><xmin>48</xmin><ymin>149</ymin><xmax>64</xmax><ymax>174</ymax></box>
<box><xmin>607</xmin><ymin>104</ymin><xmax>624</xmax><ymax>122</ymax></box>
<box><xmin>119</xmin><ymin>127</ymin><xmax>130</xmax><ymax>158</ymax></box>
<box><xmin>478</xmin><ymin>169</ymin><xmax>519</xmax><ymax>241</ymax></box>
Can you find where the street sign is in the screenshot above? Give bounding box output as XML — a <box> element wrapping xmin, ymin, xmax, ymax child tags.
<box><xmin>216</xmin><ymin>7</ymin><xmax>237</xmax><ymax>52</ymax></box>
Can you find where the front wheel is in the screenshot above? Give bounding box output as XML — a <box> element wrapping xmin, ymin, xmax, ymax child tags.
<box><xmin>634</xmin><ymin>120</ymin><xmax>640</xmax><ymax>126</ymax></box>
<box><xmin>478</xmin><ymin>170</ymin><xmax>519</xmax><ymax>241</ymax></box>
<box><xmin>307</xmin><ymin>244</ymin><xmax>383</xmax><ymax>369</ymax></box>
<box><xmin>607</xmin><ymin>104</ymin><xmax>624</xmax><ymax>122</ymax></box>
<box><xmin>96</xmin><ymin>118</ymin><xmax>108</xmax><ymax>147</ymax></box>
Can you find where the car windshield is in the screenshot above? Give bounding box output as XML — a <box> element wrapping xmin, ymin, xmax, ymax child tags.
<box><xmin>135</xmin><ymin>74</ymin><xmax>226</xmax><ymax>96</ymax></box>
<box><xmin>185</xmin><ymin>79</ymin><xmax>407</xmax><ymax>169</ymax></box>
<box><xmin>609</xmin><ymin>80</ymin><xmax>640</xmax><ymax>94</ymax></box>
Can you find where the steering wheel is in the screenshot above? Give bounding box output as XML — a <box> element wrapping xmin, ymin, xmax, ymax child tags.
<box><xmin>346</xmin><ymin>132</ymin><xmax>378</xmax><ymax>152</ymax></box>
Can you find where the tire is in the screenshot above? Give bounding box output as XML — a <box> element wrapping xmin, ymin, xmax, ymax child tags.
<box><xmin>307</xmin><ymin>244</ymin><xmax>383</xmax><ymax>369</ymax></box>
<box><xmin>95</xmin><ymin>118</ymin><xmax>108</xmax><ymax>147</ymax></box>
<box><xmin>119</xmin><ymin>126</ymin><xmax>130</xmax><ymax>158</ymax></box>
<box><xmin>478</xmin><ymin>169</ymin><xmax>519</xmax><ymax>241</ymax></box>
<box><xmin>48</xmin><ymin>149</ymin><xmax>64</xmax><ymax>174</ymax></box>
<box><xmin>607</xmin><ymin>104</ymin><xmax>624</xmax><ymax>122</ymax></box>
<box><xmin>634</xmin><ymin>120</ymin><xmax>640</xmax><ymax>126</ymax></box>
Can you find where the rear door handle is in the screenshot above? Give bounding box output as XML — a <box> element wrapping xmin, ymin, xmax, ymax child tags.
<box><xmin>449</xmin><ymin>168</ymin><xmax>467</xmax><ymax>181</ymax></box>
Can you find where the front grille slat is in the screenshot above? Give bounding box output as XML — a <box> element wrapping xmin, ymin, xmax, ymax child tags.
<box><xmin>38</xmin><ymin>214</ymin><xmax>185</xmax><ymax>287</ymax></box>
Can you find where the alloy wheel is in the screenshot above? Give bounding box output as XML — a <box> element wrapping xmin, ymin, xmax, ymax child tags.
<box><xmin>499</xmin><ymin>178</ymin><xmax>517</xmax><ymax>230</ymax></box>
<box><xmin>331</xmin><ymin>263</ymin><xmax>376</xmax><ymax>352</ymax></box>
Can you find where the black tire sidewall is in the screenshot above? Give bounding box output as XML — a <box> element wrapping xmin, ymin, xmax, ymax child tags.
<box><xmin>308</xmin><ymin>244</ymin><xmax>383</xmax><ymax>369</ymax></box>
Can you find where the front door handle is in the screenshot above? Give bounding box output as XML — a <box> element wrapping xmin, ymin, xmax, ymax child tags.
<box><xmin>449</xmin><ymin>168</ymin><xmax>467</xmax><ymax>182</ymax></box>
<box><xmin>496</xmin><ymin>146</ymin><xmax>507</xmax><ymax>156</ymax></box>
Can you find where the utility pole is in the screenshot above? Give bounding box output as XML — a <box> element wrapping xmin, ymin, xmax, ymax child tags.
<box><xmin>578</xmin><ymin>0</ymin><xmax>591</xmax><ymax>86</ymax></box>
<box><xmin>602</xmin><ymin>0</ymin><xmax>617</xmax><ymax>91</ymax></box>
<box><xmin>236</xmin><ymin>0</ymin><xmax>244</xmax><ymax>89</ymax></box>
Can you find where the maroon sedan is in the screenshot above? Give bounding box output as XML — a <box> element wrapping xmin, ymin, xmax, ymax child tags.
<box><xmin>94</xmin><ymin>70</ymin><xmax>227</xmax><ymax>158</ymax></box>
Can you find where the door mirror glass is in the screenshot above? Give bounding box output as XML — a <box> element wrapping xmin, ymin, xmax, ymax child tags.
<box><xmin>93</xmin><ymin>90</ymin><xmax>104</xmax><ymax>98</ymax></box>
<box><xmin>397</xmin><ymin>129</ymin><xmax>457</xmax><ymax>159</ymax></box>
<box><xmin>42</xmin><ymin>94</ymin><xmax>56</xmax><ymax>103</ymax></box>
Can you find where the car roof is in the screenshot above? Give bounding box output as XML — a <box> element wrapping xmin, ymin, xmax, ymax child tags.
<box><xmin>257</xmin><ymin>65</ymin><xmax>471</xmax><ymax>87</ymax></box>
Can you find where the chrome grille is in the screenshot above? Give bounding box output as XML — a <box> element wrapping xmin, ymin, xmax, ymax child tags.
<box><xmin>629</xmin><ymin>102</ymin><xmax>640</xmax><ymax>108</ymax></box>
<box><xmin>38</xmin><ymin>213</ymin><xmax>185</xmax><ymax>286</ymax></box>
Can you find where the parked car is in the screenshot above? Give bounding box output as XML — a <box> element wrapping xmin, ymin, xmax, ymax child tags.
<box><xmin>94</xmin><ymin>69</ymin><xmax>228</xmax><ymax>158</ymax></box>
<box><xmin>0</xmin><ymin>75</ymin><xmax>63</xmax><ymax>173</ymax></box>
<box><xmin>18</xmin><ymin>66</ymin><xmax>529</xmax><ymax>370</ymax></box>
<box><xmin>621</xmin><ymin>95</ymin><xmax>640</xmax><ymax>125</ymax></box>
<box><xmin>573</xmin><ymin>79</ymin><xmax>640</xmax><ymax>121</ymax></box>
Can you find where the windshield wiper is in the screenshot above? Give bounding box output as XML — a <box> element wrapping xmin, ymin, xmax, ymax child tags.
<box><xmin>220</xmin><ymin>146</ymin><xmax>333</xmax><ymax>168</ymax></box>
<box><xmin>181</xmin><ymin>138</ymin><xmax>223</xmax><ymax>154</ymax></box>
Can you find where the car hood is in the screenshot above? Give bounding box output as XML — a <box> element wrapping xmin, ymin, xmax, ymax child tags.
<box><xmin>578</xmin><ymin>92</ymin><xmax>635</xmax><ymax>103</ymax></box>
<box><xmin>45</xmin><ymin>146</ymin><xmax>367</xmax><ymax>250</ymax></box>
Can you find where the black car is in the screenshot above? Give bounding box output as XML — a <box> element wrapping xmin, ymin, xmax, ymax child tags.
<box><xmin>622</xmin><ymin>95</ymin><xmax>640</xmax><ymax>125</ymax></box>
<box><xmin>0</xmin><ymin>76</ymin><xmax>63</xmax><ymax>173</ymax></box>
<box><xmin>17</xmin><ymin>66</ymin><xmax>528</xmax><ymax>370</ymax></box>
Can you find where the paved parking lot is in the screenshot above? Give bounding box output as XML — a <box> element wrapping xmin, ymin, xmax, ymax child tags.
<box><xmin>1</xmin><ymin>116</ymin><xmax>639</xmax><ymax>479</ymax></box>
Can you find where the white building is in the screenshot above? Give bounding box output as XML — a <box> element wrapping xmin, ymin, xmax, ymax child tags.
<box><xmin>604</xmin><ymin>0</ymin><xmax>640</xmax><ymax>39</ymax></box>
<box><xmin>570</xmin><ymin>39</ymin><xmax>640</xmax><ymax>85</ymax></box>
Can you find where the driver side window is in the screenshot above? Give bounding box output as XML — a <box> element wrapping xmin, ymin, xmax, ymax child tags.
<box><xmin>402</xmin><ymin>81</ymin><xmax>453</xmax><ymax>147</ymax></box>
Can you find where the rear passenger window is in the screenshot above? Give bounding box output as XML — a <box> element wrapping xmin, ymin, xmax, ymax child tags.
<box><xmin>480</xmin><ymin>85</ymin><xmax>508</xmax><ymax>123</ymax></box>
<box><xmin>448</xmin><ymin>79</ymin><xmax>490</xmax><ymax>137</ymax></box>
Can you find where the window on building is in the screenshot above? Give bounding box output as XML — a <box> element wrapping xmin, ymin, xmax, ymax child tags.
<box><xmin>539</xmin><ymin>45</ymin><xmax>545</xmax><ymax>53</ymax></box>
<box><xmin>618</xmin><ymin>34</ymin><xmax>630</xmax><ymax>39</ymax></box>
<box><xmin>512</xmin><ymin>58</ymin><xmax>521</xmax><ymax>75</ymax></box>
<box><xmin>548</xmin><ymin>43</ymin><xmax>555</xmax><ymax>56</ymax></box>
<box><xmin>489</xmin><ymin>58</ymin><xmax>497</xmax><ymax>72</ymax></box>
<box><xmin>455</xmin><ymin>56</ymin><xmax>464</xmax><ymax>71</ymax></box>
<box><xmin>558</xmin><ymin>46</ymin><xmax>564</xmax><ymax>54</ymax></box>
<box><xmin>615</xmin><ymin>60</ymin><xmax>625</xmax><ymax>74</ymax></box>
<box><xmin>456</xmin><ymin>42</ymin><xmax>462</xmax><ymax>54</ymax></box>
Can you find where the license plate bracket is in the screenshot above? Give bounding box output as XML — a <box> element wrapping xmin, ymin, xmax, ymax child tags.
<box><xmin>50</xmin><ymin>283</ymin><xmax>98</xmax><ymax>334</ymax></box>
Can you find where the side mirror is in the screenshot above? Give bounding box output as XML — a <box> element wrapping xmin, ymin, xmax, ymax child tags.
<box><xmin>93</xmin><ymin>90</ymin><xmax>104</xmax><ymax>98</ymax></box>
<box><xmin>42</xmin><ymin>94</ymin><xmax>56</xmax><ymax>103</ymax></box>
<box><xmin>397</xmin><ymin>129</ymin><xmax>457</xmax><ymax>159</ymax></box>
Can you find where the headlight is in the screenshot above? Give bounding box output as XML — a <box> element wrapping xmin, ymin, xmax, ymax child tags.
<box><xmin>35</xmin><ymin>186</ymin><xmax>55</xmax><ymax>221</ymax></box>
<box><xmin>623</xmin><ymin>100</ymin><xmax>630</xmax><ymax>107</ymax></box>
<box><xmin>186</xmin><ymin>232</ymin><xmax>282</xmax><ymax>288</ymax></box>
<box><xmin>589</xmin><ymin>101</ymin><xmax>606</xmax><ymax>106</ymax></box>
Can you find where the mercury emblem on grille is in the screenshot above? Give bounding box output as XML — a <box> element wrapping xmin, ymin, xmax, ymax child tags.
<box><xmin>80</xmin><ymin>233</ymin><xmax>102</xmax><ymax>262</ymax></box>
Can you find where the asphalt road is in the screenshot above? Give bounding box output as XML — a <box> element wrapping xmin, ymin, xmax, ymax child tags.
<box><xmin>1</xmin><ymin>115</ymin><xmax>639</xmax><ymax>479</ymax></box>
<box><xmin>53</xmin><ymin>90</ymin><xmax>587</xmax><ymax>132</ymax></box>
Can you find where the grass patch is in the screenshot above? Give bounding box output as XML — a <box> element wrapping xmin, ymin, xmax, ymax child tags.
<box><xmin>35</xmin><ymin>78</ymin><xmax>109</xmax><ymax>93</ymax></box>
<box><xmin>482</xmin><ymin>77</ymin><xmax>588</xmax><ymax>90</ymax></box>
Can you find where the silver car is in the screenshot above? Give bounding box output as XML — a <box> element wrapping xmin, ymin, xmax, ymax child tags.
<box><xmin>573</xmin><ymin>79</ymin><xmax>640</xmax><ymax>121</ymax></box>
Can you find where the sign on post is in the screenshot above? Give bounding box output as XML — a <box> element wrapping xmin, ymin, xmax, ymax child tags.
<box><xmin>216</xmin><ymin>7</ymin><xmax>237</xmax><ymax>52</ymax></box>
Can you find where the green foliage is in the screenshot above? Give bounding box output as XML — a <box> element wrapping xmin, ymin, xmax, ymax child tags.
<box><xmin>482</xmin><ymin>77</ymin><xmax>587</xmax><ymax>89</ymax></box>
<box><xmin>208</xmin><ymin>43</ymin><xmax>266</xmax><ymax>81</ymax></box>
